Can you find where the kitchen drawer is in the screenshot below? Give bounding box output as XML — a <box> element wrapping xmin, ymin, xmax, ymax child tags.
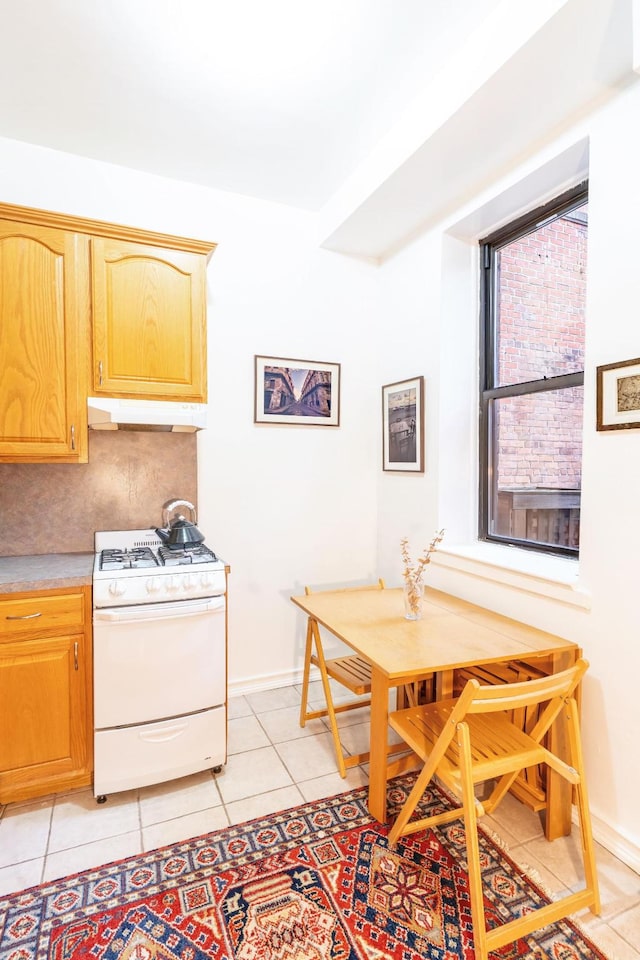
<box><xmin>93</xmin><ymin>705</ymin><xmax>226</xmax><ymax>797</ymax></box>
<box><xmin>0</xmin><ymin>592</ymin><xmax>85</xmax><ymax>639</ymax></box>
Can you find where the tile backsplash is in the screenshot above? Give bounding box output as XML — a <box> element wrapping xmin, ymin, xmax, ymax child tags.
<box><xmin>0</xmin><ymin>431</ymin><xmax>197</xmax><ymax>557</ymax></box>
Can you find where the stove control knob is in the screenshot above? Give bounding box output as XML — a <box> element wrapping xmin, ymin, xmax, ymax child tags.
<box><xmin>146</xmin><ymin>578</ymin><xmax>161</xmax><ymax>594</ymax></box>
<box><xmin>167</xmin><ymin>576</ymin><xmax>180</xmax><ymax>591</ymax></box>
<box><xmin>108</xmin><ymin>580</ymin><xmax>126</xmax><ymax>597</ymax></box>
<box><xmin>200</xmin><ymin>572</ymin><xmax>214</xmax><ymax>589</ymax></box>
<box><xmin>182</xmin><ymin>575</ymin><xmax>194</xmax><ymax>590</ymax></box>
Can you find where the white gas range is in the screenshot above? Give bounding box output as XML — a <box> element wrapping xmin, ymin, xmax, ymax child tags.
<box><xmin>93</xmin><ymin>529</ymin><xmax>227</xmax><ymax>606</ymax></box>
<box><xmin>92</xmin><ymin>529</ymin><xmax>229</xmax><ymax>802</ymax></box>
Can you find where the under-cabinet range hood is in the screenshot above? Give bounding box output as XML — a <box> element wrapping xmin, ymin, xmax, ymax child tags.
<box><xmin>88</xmin><ymin>397</ymin><xmax>207</xmax><ymax>432</ymax></box>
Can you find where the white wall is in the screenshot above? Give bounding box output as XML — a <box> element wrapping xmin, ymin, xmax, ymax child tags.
<box><xmin>198</xmin><ymin>215</ymin><xmax>383</xmax><ymax>690</ymax></box>
<box><xmin>375</xmin><ymin>86</ymin><xmax>640</xmax><ymax>867</ymax></box>
<box><xmin>0</xmin><ymin>135</ymin><xmax>382</xmax><ymax>693</ymax></box>
<box><xmin>374</xmin><ymin>231</ymin><xmax>443</xmax><ymax>568</ymax></box>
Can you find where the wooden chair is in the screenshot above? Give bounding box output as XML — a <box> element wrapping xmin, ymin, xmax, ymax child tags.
<box><xmin>299</xmin><ymin>580</ymin><xmax>429</xmax><ymax>778</ymax></box>
<box><xmin>299</xmin><ymin>580</ymin><xmax>383</xmax><ymax>778</ymax></box>
<box><xmin>388</xmin><ymin>658</ymin><xmax>600</xmax><ymax>960</ymax></box>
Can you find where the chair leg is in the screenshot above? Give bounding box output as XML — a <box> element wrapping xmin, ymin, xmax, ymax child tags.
<box><xmin>483</xmin><ymin>768</ymin><xmax>523</xmax><ymax>815</ymax></box>
<box><xmin>311</xmin><ymin>619</ymin><xmax>348</xmax><ymax>778</ymax></box>
<box><xmin>388</xmin><ymin>747</ymin><xmax>447</xmax><ymax>845</ymax></box>
<box><xmin>457</xmin><ymin>722</ymin><xmax>489</xmax><ymax>960</ymax></box>
<box><xmin>404</xmin><ymin>682</ymin><xmax>419</xmax><ymax>708</ymax></box>
<box><xmin>395</xmin><ymin>679</ymin><xmax>434</xmax><ymax>711</ymax></box>
<box><xmin>566</xmin><ymin>697</ymin><xmax>601</xmax><ymax>914</ymax></box>
<box><xmin>299</xmin><ymin>617</ymin><xmax>314</xmax><ymax>729</ymax></box>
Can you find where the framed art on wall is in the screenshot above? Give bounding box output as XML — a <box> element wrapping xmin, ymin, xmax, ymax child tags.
<box><xmin>254</xmin><ymin>355</ymin><xmax>341</xmax><ymax>426</ymax></box>
<box><xmin>596</xmin><ymin>357</ymin><xmax>640</xmax><ymax>431</ymax></box>
<box><xmin>382</xmin><ymin>375</ymin><xmax>424</xmax><ymax>472</ymax></box>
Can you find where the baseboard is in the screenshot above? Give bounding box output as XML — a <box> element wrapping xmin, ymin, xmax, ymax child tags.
<box><xmin>228</xmin><ymin>668</ymin><xmax>303</xmax><ymax>698</ymax></box>
<box><xmin>579</xmin><ymin>808</ymin><xmax>640</xmax><ymax>876</ymax></box>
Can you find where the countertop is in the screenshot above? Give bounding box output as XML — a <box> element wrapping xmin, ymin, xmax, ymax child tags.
<box><xmin>0</xmin><ymin>553</ymin><xmax>94</xmax><ymax>593</ymax></box>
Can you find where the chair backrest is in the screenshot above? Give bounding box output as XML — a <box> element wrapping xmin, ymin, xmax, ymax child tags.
<box><xmin>304</xmin><ymin>578</ymin><xmax>385</xmax><ymax>597</ymax></box>
<box><xmin>452</xmin><ymin>658</ymin><xmax>589</xmax><ymax>740</ymax></box>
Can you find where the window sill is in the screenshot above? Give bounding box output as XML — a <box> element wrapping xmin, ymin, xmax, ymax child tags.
<box><xmin>431</xmin><ymin>542</ymin><xmax>591</xmax><ymax>609</ymax></box>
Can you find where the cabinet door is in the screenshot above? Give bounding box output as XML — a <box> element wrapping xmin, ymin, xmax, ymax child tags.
<box><xmin>92</xmin><ymin>237</ymin><xmax>207</xmax><ymax>401</ymax></box>
<box><xmin>0</xmin><ymin>220</ymin><xmax>89</xmax><ymax>462</ymax></box>
<box><xmin>0</xmin><ymin>632</ymin><xmax>88</xmax><ymax>802</ymax></box>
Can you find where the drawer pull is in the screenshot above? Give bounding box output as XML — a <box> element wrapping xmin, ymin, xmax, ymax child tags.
<box><xmin>139</xmin><ymin>721</ymin><xmax>188</xmax><ymax>743</ymax></box>
<box><xmin>74</xmin><ymin>641</ymin><xmax>79</xmax><ymax>671</ymax></box>
<box><xmin>6</xmin><ymin>612</ymin><xmax>42</xmax><ymax>620</ymax></box>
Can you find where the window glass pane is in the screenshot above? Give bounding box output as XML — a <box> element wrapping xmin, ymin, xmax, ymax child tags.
<box><xmin>490</xmin><ymin>386</ymin><xmax>583</xmax><ymax>550</ymax></box>
<box><xmin>495</xmin><ymin>203</ymin><xmax>587</xmax><ymax>387</ymax></box>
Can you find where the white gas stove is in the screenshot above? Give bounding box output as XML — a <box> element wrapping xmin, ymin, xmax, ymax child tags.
<box><xmin>93</xmin><ymin>528</ymin><xmax>227</xmax><ymax>607</ymax></box>
<box><xmin>92</xmin><ymin>528</ymin><xmax>228</xmax><ymax>801</ymax></box>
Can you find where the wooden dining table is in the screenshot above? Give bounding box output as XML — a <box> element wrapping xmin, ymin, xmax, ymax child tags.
<box><xmin>291</xmin><ymin>586</ymin><xmax>580</xmax><ymax>841</ymax></box>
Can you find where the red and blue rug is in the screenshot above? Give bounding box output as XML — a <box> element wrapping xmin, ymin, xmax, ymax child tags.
<box><xmin>0</xmin><ymin>777</ymin><xmax>608</xmax><ymax>959</ymax></box>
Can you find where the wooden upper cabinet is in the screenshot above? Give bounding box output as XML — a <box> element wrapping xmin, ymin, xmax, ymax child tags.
<box><xmin>0</xmin><ymin>220</ymin><xmax>89</xmax><ymax>463</ymax></box>
<box><xmin>92</xmin><ymin>237</ymin><xmax>208</xmax><ymax>401</ymax></box>
<box><xmin>0</xmin><ymin>202</ymin><xmax>215</xmax><ymax>461</ymax></box>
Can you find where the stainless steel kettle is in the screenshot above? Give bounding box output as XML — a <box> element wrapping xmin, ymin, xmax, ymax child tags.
<box><xmin>155</xmin><ymin>499</ymin><xmax>205</xmax><ymax>548</ymax></box>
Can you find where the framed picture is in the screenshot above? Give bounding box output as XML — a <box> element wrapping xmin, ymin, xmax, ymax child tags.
<box><xmin>254</xmin><ymin>355</ymin><xmax>341</xmax><ymax>426</ymax></box>
<box><xmin>382</xmin><ymin>375</ymin><xmax>424</xmax><ymax>472</ymax></box>
<box><xmin>596</xmin><ymin>357</ymin><xmax>640</xmax><ymax>431</ymax></box>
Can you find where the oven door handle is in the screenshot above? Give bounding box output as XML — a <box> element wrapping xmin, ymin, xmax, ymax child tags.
<box><xmin>93</xmin><ymin>597</ymin><xmax>225</xmax><ymax>623</ymax></box>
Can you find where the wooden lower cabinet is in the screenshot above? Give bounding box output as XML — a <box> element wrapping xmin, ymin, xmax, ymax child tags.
<box><xmin>0</xmin><ymin>586</ymin><xmax>93</xmax><ymax>804</ymax></box>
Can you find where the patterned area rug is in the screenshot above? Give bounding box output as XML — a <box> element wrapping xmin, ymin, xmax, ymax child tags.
<box><xmin>0</xmin><ymin>777</ymin><xmax>607</xmax><ymax>960</ymax></box>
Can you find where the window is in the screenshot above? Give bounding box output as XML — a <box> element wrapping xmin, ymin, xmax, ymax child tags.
<box><xmin>479</xmin><ymin>183</ymin><xmax>587</xmax><ymax>557</ymax></box>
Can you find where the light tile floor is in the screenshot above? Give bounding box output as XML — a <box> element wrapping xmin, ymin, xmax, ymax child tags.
<box><xmin>0</xmin><ymin>680</ymin><xmax>638</xmax><ymax>959</ymax></box>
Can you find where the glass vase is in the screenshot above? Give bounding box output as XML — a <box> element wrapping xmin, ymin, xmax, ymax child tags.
<box><xmin>403</xmin><ymin>577</ymin><xmax>424</xmax><ymax>620</ymax></box>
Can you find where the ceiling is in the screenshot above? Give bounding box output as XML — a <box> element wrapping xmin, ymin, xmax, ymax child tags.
<box><xmin>0</xmin><ymin>0</ymin><xmax>504</xmax><ymax>211</ymax></box>
<box><xmin>323</xmin><ymin>0</ymin><xmax>635</xmax><ymax>259</ymax></box>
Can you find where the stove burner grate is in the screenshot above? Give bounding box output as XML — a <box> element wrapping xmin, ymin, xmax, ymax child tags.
<box><xmin>158</xmin><ymin>544</ymin><xmax>218</xmax><ymax>566</ymax></box>
<box><xmin>100</xmin><ymin>547</ymin><xmax>159</xmax><ymax>571</ymax></box>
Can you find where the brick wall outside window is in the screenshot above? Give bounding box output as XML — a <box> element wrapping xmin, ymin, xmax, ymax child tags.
<box><xmin>495</xmin><ymin>211</ymin><xmax>587</xmax><ymax>491</ymax></box>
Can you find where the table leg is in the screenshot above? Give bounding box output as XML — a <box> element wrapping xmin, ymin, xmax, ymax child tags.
<box><xmin>368</xmin><ymin>667</ymin><xmax>391</xmax><ymax>823</ymax></box>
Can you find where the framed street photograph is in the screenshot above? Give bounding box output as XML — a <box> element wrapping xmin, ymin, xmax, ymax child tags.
<box><xmin>382</xmin><ymin>375</ymin><xmax>424</xmax><ymax>472</ymax></box>
<box><xmin>254</xmin><ymin>355</ymin><xmax>341</xmax><ymax>426</ymax></box>
<box><xmin>596</xmin><ymin>357</ymin><xmax>640</xmax><ymax>431</ymax></box>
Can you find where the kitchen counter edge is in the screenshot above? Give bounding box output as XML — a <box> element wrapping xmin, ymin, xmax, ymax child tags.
<box><xmin>0</xmin><ymin>553</ymin><xmax>94</xmax><ymax>593</ymax></box>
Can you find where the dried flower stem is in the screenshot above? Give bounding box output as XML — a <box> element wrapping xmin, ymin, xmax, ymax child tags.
<box><xmin>400</xmin><ymin>529</ymin><xmax>445</xmax><ymax>616</ymax></box>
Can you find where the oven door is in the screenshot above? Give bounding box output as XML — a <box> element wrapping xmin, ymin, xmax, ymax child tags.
<box><xmin>93</xmin><ymin>596</ymin><xmax>226</xmax><ymax>729</ymax></box>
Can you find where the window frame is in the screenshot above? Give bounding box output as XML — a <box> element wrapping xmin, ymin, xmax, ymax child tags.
<box><xmin>478</xmin><ymin>181</ymin><xmax>588</xmax><ymax>557</ymax></box>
